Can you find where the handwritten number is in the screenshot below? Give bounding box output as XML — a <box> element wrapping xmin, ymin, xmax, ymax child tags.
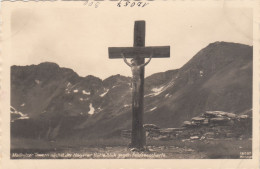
<box><xmin>84</xmin><ymin>1</ymin><xmax>100</xmax><ymax>8</ymax></box>
<box><xmin>117</xmin><ymin>0</ymin><xmax>149</xmax><ymax>8</ymax></box>
<box><xmin>117</xmin><ymin>0</ymin><xmax>122</xmax><ymax>7</ymax></box>
<box><xmin>125</xmin><ymin>1</ymin><xmax>130</xmax><ymax>7</ymax></box>
<box><xmin>142</xmin><ymin>3</ymin><xmax>149</xmax><ymax>7</ymax></box>
<box><xmin>95</xmin><ymin>2</ymin><xmax>100</xmax><ymax>8</ymax></box>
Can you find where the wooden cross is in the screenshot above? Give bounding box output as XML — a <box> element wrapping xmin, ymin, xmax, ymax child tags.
<box><xmin>108</xmin><ymin>20</ymin><xmax>170</xmax><ymax>149</ymax></box>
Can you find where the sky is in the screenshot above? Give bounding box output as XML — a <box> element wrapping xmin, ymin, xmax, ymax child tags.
<box><xmin>11</xmin><ymin>6</ymin><xmax>252</xmax><ymax>79</ymax></box>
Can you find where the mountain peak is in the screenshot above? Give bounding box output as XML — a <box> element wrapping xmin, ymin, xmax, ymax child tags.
<box><xmin>103</xmin><ymin>74</ymin><xmax>131</xmax><ymax>87</ymax></box>
<box><xmin>208</xmin><ymin>41</ymin><xmax>251</xmax><ymax>48</ymax></box>
<box><xmin>104</xmin><ymin>74</ymin><xmax>129</xmax><ymax>81</ymax></box>
<box><xmin>38</xmin><ymin>62</ymin><xmax>60</xmax><ymax>68</ymax></box>
<box><xmin>84</xmin><ymin>75</ymin><xmax>102</xmax><ymax>81</ymax></box>
<box><xmin>181</xmin><ymin>41</ymin><xmax>252</xmax><ymax>72</ymax></box>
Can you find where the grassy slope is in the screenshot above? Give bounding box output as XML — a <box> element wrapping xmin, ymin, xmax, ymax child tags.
<box><xmin>11</xmin><ymin>137</ymin><xmax>251</xmax><ymax>159</ymax></box>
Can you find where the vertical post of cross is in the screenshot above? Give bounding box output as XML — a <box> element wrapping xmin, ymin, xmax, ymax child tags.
<box><xmin>131</xmin><ymin>21</ymin><xmax>146</xmax><ymax>149</ymax></box>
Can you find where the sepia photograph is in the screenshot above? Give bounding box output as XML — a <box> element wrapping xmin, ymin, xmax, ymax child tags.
<box><xmin>1</xmin><ymin>0</ymin><xmax>259</xmax><ymax>168</ymax></box>
<box><xmin>9</xmin><ymin>6</ymin><xmax>254</xmax><ymax>159</ymax></box>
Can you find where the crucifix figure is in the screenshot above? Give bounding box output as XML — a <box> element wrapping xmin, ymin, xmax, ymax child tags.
<box><xmin>122</xmin><ymin>53</ymin><xmax>152</xmax><ymax>107</ymax></box>
<box><xmin>108</xmin><ymin>20</ymin><xmax>170</xmax><ymax>150</ymax></box>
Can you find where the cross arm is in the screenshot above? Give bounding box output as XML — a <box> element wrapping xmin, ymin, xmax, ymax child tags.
<box><xmin>108</xmin><ymin>46</ymin><xmax>170</xmax><ymax>59</ymax></box>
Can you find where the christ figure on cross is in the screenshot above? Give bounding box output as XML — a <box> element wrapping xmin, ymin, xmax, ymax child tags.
<box><xmin>121</xmin><ymin>53</ymin><xmax>152</xmax><ymax>107</ymax></box>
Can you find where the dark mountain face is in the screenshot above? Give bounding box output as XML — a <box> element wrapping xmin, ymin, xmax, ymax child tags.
<box><xmin>11</xmin><ymin>42</ymin><xmax>252</xmax><ymax>140</ymax></box>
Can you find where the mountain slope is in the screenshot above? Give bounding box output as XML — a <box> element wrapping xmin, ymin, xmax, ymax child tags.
<box><xmin>143</xmin><ymin>42</ymin><xmax>252</xmax><ymax>127</ymax></box>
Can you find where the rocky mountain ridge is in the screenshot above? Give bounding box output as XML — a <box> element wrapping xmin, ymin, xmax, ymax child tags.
<box><xmin>11</xmin><ymin>41</ymin><xmax>253</xmax><ymax>140</ymax></box>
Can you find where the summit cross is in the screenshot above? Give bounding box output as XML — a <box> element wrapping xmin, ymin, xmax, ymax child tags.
<box><xmin>108</xmin><ymin>20</ymin><xmax>170</xmax><ymax>149</ymax></box>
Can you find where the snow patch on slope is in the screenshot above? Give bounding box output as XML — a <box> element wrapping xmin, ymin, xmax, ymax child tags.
<box><xmin>200</xmin><ymin>70</ymin><xmax>204</xmax><ymax>77</ymax></box>
<box><xmin>151</xmin><ymin>86</ymin><xmax>164</xmax><ymax>93</ymax></box>
<box><xmin>88</xmin><ymin>103</ymin><xmax>95</xmax><ymax>115</ymax></box>
<box><xmin>18</xmin><ymin>116</ymin><xmax>30</xmax><ymax>120</ymax></box>
<box><xmin>165</xmin><ymin>93</ymin><xmax>172</xmax><ymax>98</ymax></box>
<box><xmin>149</xmin><ymin>107</ymin><xmax>157</xmax><ymax>111</ymax></box>
<box><xmin>82</xmin><ymin>90</ymin><xmax>90</xmax><ymax>95</ymax></box>
<box><xmin>145</xmin><ymin>80</ymin><xmax>175</xmax><ymax>97</ymax></box>
<box><xmin>35</xmin><ymin>79</ymin><xmax>40</xmax><ymax>84</ymax></box>
<box><xmin>11</xmin><ymin>106</ymin><xmax>29</xmax><ymax>122</ymax></box>
<box><xmin>100</xmin><ymin>89</ymin><xmax>109</xmax><ymax>97</ymax></box>
<box><xmin>67</xmin><ymin>82</ymin><xmax>72</xmax><ymax>87</ymax></box>
<box><xmin>124</xmin><ymin>104</ymin><xmax>130</xmax><ymax>107</ymax></box>
<box><xmin>65</xmin><ymin>82</ymin><xmax>74</xmax><ymax>94</ymax></box>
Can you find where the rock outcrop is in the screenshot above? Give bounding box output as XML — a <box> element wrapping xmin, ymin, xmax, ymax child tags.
<box><xmin>122</xmin><ymin>110</ymin><xmax>252</xmax><ymax>141</ymax></box>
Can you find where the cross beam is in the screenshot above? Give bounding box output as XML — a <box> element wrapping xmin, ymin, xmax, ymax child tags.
<box><xmin>108</xmin><ymin>20</ymin><xmax>170</xmax><ymax>150</ymax></box>
<box><xmin>109</xmin><ymin>46</ymin><xmax>170</xmax><ymax>59</ymax></box>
